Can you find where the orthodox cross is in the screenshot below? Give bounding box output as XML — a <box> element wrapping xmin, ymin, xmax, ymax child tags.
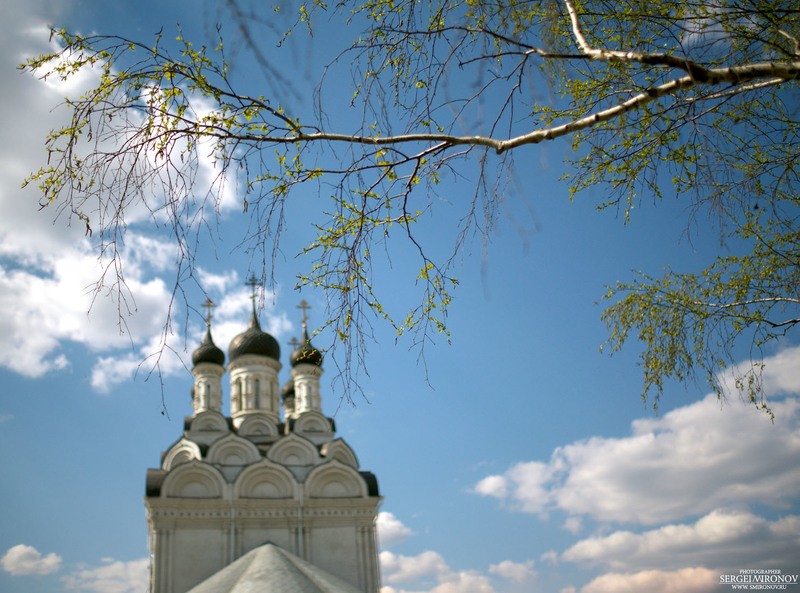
<box><xmin>297</xmin><ymin>299</ymin><xmax>311</xmax><ymax>325</ymax></box>
<box><xmin>246</xmin><ymin>273</ymin><xmax>260</xmax><ymax>307</ymax></box>
<box><xmin>201</xmin><ymin>297</ymin><xmax>216</xmax><ymax>329</ymax></box>
<box><xmin>288</xmin><ymin>337</ymin><xmax>301</xmax><ymax>349</ymax></box>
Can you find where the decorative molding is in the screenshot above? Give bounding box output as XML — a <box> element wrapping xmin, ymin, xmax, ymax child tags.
<box><xmin>267</xmin><ymin>433</ymin><xmax>320</xmax><ymax>466</ymax></box>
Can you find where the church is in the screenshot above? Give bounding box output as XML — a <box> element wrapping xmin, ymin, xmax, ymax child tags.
<box><xmin>143</xmin><ymin>288</ymin><xmax>382</xmax><ymax>593</ymax></box>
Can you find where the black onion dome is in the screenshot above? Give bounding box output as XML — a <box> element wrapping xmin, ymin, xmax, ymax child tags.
<box><xmin>228</xmin><ymin>310</ymin><xmax>281</xmax><ymax>361</ymax></box>
<box><xmin>290</xmin><ymin>327</ymin><xmax>323</xmax><ymax>367</ymax></box>
<box><xmin>281</xmin><ymin>379</ymin><xmax>295</xmax><ymax>400</ymax></box>
<box><xmin>192</xmin><ymin>329</ymin><xmax>225</xmax><ymax>366</ymax></box>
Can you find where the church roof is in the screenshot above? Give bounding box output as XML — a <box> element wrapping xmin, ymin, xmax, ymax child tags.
<box><xmin>192</xmin><ymin>328</ymin><xmax>225</xmax><ymax>366</ymax></box>
<box><xmin>228</xmin><ymin>308</ymin><xmax>281</xmax><ymax>361</ymax></box>
<box><xmin>185</xmin><ymin>542</ymin><xmax>364</xmax><ymax>593</ymax></box>
<box><xmin>290</xmin><ymin>324</ymin><xmax>323</xmax><ymax>367</ymax></box>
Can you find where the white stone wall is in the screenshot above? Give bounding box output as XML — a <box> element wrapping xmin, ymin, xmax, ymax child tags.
<box><xmin>146</xmin><ymin>414</ymin><xmax>381</xmax><ymax>593</ymax></box>
<box><xmin>147</xmin><ymin>498</ymin><xmax>380</xmax><ymax>593</ymax></box>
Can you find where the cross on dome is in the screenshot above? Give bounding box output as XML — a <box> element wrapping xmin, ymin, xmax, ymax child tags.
<box><xmin>246</xmin><ymin>273</ymin><xmax>260</xmax><ymax>310</ymax></box>
<box><xmin>297</xmin><ymin>299</ymin><xmax>311</xmax><ymax>327</ymax></box>
<box><xmin>201</xmin><ymin>297</ymin><xmax>216</xmax><ymax>329</ymax></box>
<box><xmin>192</xmin><ymin>297</ymin><xmax>225</xmax><ymax>367</ymax></box>
<box><xmin>227</xmin><ymin>272</ymin><xmax>281</xmax><ymax>361</ymax></box>
<box><xmin>290</xmin><ymin>300</ymin><xmax>322</xmax><ymax>367</ymax></box>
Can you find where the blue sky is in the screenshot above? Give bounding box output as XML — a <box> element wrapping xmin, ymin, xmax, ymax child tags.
<box><xmin>1</xmin><ymin>1</ymin><xmax>799</xmax><ymax>593</ymax></box>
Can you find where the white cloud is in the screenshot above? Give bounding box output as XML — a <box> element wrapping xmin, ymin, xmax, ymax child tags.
<box><xmin>578</xmin><ymin>567</ymin><xmax>719</xmax><ymax>593</ymax></box>
<box><xmin>377</xmin><ymin>520</ymin><xmax>539</xmax><ymax>593</ymax></box>
<box><xmin>736</xmin><ymin>344</ymin><xmax>800</xmax><ymax>398</ymax></box>
<box><xmin>0</xmin><ymin>247</ymin><xmax>176</xmax><ymax>381</ymax></box>
<box><xmin>1</xmin><ymin>544</ymin><xmax>62</xmax><ymax>576</ymax></box>
<box><xmin>209</xmin><ymin>286</ymin><xmax>292</xmax><ymax>341</ymax></box>
<box><xmin>474</xmin><ymin>349</ymin><xmax>800</xmax><ymax>591</ymax></box>
<box><xmin>378</xmin><ymin>512</ymin><xmax>415</xmax><ymax>548</ymax></box>
<box><xmin>473</xmin><ymin>475</ymin><xmax>508</xmax><ymax>499</ymax></box>
<box><xmin>474</xmin><ymin>347</ymin><xmax>800</xmax><ymax>525</ymax></box>
<box><xmin>0</xmin><ymin>19</ymin><xmax>181</xmax><ymax>387</ymax></box>
<box><xmin>381</xmin><ymin>551</ymin><xmax>450</xmax><ymax>584</ymax></box>
<box><xmin>380</xmin><ymin>575</ymin><xmax>494</xmax><ymax>593</ymax></box>
<box><xmin>62</xmin><ymin>557</ymin><xmax>150</xmax><ymax>593</ymax></box>
<box><xmin>427</xmin><ymin>572</ymin><xmax>495</xmax><ymax>593</ymax></box>
<box><xmin>0</xmin><ymin>12</ymin><xmax>261</xmax><ymax>391</ymax></box>
<box><xmin>197</xmin><ymin>268</ymin><xmax>240</xmax><ymax>294</ymax></box>
<box><xmin>380</xmin><ymin>551</ymin><xmax>495</xmax><ymax>593</ymax></box>
<box><xmin>540</xmin><ymin>551</ymin><xmax>559</xmax><ymax>566</ymax></box>
<box><xmin>488</xmin><ymin>560</ymin><xmax>537</xmax><ymax>584</ymax></box>
<box><xmin>189</xmin><ymin>96</ymin><xmax>243</xmax><ymax>214</ymax></box>
<box><xmin>562</xmin><ymin>517</ymin><xmax>582</xmax><ymax>534</ymax></box>
<box><xmin>561</xmin><ymin>509</ymin><xmax>800</xmax><ymax>572</ymax></box>
<box><xmin>86</xmin><ymin>278</ymin><xmax>293</xmax><ymax>392</ymax></box>
<box><xmin>18</xmin><ymin>22</ymin><xmax>241</xmax><ymax>232</ymax></box>
<box><xmin>89</xmin><ymin>340</ymin><xmax>186</xmax><ymax>393</ymax></box>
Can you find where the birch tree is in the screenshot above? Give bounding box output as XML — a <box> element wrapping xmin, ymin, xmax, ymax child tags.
<box><xmin>23</xmin><ymin>0</ymin><xmax>800</xmax><ymax>409</ymax></box>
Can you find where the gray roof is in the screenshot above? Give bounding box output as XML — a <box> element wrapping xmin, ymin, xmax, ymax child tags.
<box><xmin>185</xmin><ymin>543</ymin><xmax>366</xmax><ymax>593</ymax></box>
<box><xmin>290</xmin><ymin>326</ymin><xmax>323</xmax><ymax>367</ymax></box>
<box><xmin>228</xmin><ymin>309</ymin><xmax>281</xmax><ymax>361</ymax></box>
<box><xmin>192</xmin><ymin>328</ymin><xmax>225</xmax><ymax>367</ymax></box>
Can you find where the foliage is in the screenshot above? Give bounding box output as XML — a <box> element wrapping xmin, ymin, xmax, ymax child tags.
<box><xmin>21</xmin><ymin>0</ymin><xmax>800</xmax><ymax>407</ymax></box>
<box><xmin>602</xmin><ymin>206</ymin><xmax>800</xmax><ymax>414</ymax></box>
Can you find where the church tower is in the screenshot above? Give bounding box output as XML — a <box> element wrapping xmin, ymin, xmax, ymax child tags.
<box><xmin>189</xmin><ymin>298</ymin><xmax>225</xmax><ymax>415</ymax></box>
<box><xmin>144</xmin><ymin>288</ymin><xmax>382</xmax><ymax>593</ymax></box>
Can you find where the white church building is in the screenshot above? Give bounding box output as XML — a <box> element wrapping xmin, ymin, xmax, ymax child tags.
<box><xmin>144</xmin><ymin>294</ymin><xmax>382</xmax><ymax>593</ymax></box>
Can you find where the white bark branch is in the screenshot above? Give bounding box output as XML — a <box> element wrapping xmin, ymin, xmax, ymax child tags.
<box><xmin>250</xmin><ymin>56</ymin><xmax>798</xmax><ymax>154</ymax></box>
<box><xmin>238</xmin><ymin>0</ymin><xmax>800</xmax><ymax>156</ymax></box>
